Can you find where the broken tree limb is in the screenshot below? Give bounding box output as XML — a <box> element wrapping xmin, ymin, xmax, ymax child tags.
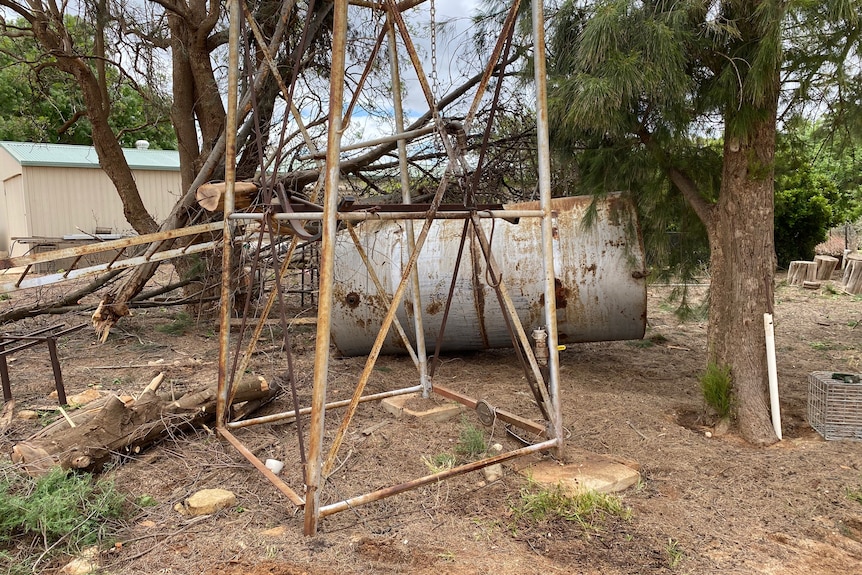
<box><xmin>10</xmin><ymin>374</ymin><xmax>274</xmax><ymax>476</ymax></box>
<box><xmin>0</xmin><ymin>270</ymin><xmax>123</xmax><ymax>324</ymax></box>
<box><xmin>196</xmin><ymin>181</ymin><xmax>260</xmax><ymax>212</ymax></box>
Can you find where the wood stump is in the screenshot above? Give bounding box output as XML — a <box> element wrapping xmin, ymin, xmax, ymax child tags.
<box><xmin>814</xmin><ymin>255</ymin><xmax>839</xmax><ymax>280</ymax></box>
<box><xmin>788</xmin><ymin>260</ymin><xmax>817</xmax><ymax>286</ymax></box>
<box><xmin>842</xmin><ymin>257</ymin><xmax>862</xmax><ymax>294</ymax></box>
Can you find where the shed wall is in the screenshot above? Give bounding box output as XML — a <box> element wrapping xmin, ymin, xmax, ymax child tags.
<box><xmin>22</xmin><ymin>165</ymin><xmax>180</xmax><ymax>238</ymax></box>
<box><xmin>2</xmin><ymin>175</ymin><xmax>27</xmax><ymax>256</ymax></box>
<box><xmin>0</xmin><ymin>148</ymin><xmax>24</xmax><ymax>256</ymax></box>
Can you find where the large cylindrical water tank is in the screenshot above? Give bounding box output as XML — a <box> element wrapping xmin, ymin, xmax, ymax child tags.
<box><xmin>330</xmin><ymin>193</ymin><xmax>646</xmax><ymax>356</ymax></box>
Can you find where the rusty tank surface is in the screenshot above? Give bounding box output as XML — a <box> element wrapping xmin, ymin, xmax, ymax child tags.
<box><xmin>330</xmin><ymin>193</ymin><xmax>647</xmax><ymax>356</ymax></box>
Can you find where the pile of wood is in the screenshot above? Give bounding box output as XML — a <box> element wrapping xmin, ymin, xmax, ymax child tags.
<box><xmin>10</xmin><ymin>373</ymin><xmax>275</xmax><ymax>476</ymax></box>
<box><xmin>843</xmin><ymin>253</ymin><xmax>862</xmax><ymax>295</ymax></box>
<box><xmin>787</xmin><ymin>255</ymin><xmax>839</xmax><ymax>289</ymax></box>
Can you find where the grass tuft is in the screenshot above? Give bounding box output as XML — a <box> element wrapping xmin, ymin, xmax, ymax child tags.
<box><xmin>421</xmin><ymin>453</ymin><xmax>456</xmax><ymax>474</ymax></box>
<box><xmin>511</xmin><ymin>481</ymin><xmax>631</xmax><ymax>533</ymax></box>
<box><xmin>700</xmin><ymin>362</ymin><xmax>733</xmax><ymax>419</ymax></box>
<box><xmin>156</xmin><ymin>311</ymin><xmax>194</xmax><ymax>336</ymax></box>
<box><xmin>455</xmin><ymin>421</ymin><xmax>487</xmax><ymax>460</ymax></box>
<box><xmin>666</xmin><ymin>538</ymin><xmax>684</xmax><ymax>568</ymax></box>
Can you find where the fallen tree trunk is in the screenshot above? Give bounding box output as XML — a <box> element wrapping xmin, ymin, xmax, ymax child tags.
<box><xmin>10</xmin><ymin>373</ymin><xmax>275</xmax><ymax>476</ymax></box>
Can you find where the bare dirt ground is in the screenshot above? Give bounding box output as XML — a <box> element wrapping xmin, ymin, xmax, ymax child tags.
<box><xmin>2</xmin><ymin>275</ymin><xmax>862</xmax><ymax>574</ymax></box>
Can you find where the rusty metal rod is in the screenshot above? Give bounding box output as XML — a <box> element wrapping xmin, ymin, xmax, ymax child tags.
<box><xmin>0</xmin><ymin>342</ymin><xmax>9</xmax><ymax>402</ymax></box>
<box><xmin>305</xmin><ymin>0</ymin><xmax>350</xmax><ymax>536</ymax></box>
<box><xmin>14</xmin><ymin>265</ymin><xmax>31</xmax><ymax>288</ymax></box>
<box><xmin>45</xmin><ymin>337</ymin><xmax>67</xmax><ymax>405</ymax></box>
<box><xmin>218</xmin><ymin>428</ymin><xmax>305</xmax><ymax>506</ymax></box>
<box><xmin>462</xmin><ymin>0</ymin><xmax>521</xmax><ymax>131</ymax></box>
<box><xmin>63</xmin><ymin>255</ymin><xmax>83</xmax><ymax>278</ymax></box>
<box><xmin>0</xmin><ymin>324</ymin><xmax>86</xmax><ymax>356</ymax></box>
<box><xmin>228</xmin><ymin>209</ymin><xmax>544</xmax><ymax>222</ymax></box>
<box><xmin>1</xmin><ymin>240</ymin><xmax>221</xmax><ymax>294</ymax></box>
<box><xmin>349</xmin><ymin>0</ymin><xmax>427</xmax><ymax>11</ymax></box>
<box><xmin>469</xmin><ymin>213</ymin><xmax>555</xmax><ymax>418</ymax></box>
<box><xmin>531</xmin><ymin>0</ymin><xmax>564</xmax><ymax>458</ymax></box>
<box><xmin>388</xmin><ymin>14</ymin><xmax>430</xmax><ymax>396</ymax></box>
<box><xmin>320</xmin><ymin>173</ymin><xmax>455</xmax><ymax>479</ymax></box>
<box><xmin>319</xmin><ymin>438</ymin><xmax>558</xmax><ymax>518</ymax></box>
<box><xmin>432</xmin><ymin>384</ymin><xmax>547</xmax><ymax>437</ymax></box>
<box><xmin>226</xmin><ymin>385</ymin><xmax>423</xmax><ymax>429</ymax></box>
<box><xmin>240</xmin><ymin>2</ymin><xmax>323</xmax><ymax>166</ymax></box>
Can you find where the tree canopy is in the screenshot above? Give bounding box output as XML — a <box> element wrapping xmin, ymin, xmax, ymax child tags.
<box><xmin>0</xmin><ymin>15</ymin><xmax>175</xmax><ymax>148</ymax></box>
<box><xmin>542</xmin><ymin>0</ymin><xmax>861</xmax><ymax>444</ymax></box>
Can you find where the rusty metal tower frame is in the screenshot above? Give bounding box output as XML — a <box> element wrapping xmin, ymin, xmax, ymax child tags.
<box><xmin>214</xmin><ymin>0</ymin><xmax>564</xmax><ymax>535</ymax></box>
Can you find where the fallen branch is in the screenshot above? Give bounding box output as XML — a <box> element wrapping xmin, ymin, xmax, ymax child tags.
<box><xmin>10</xmin><ymin>374</ymin><xmax>275</xmax><ymax>476</ymax></box>
<box><xmin>0</xmin><ymin>270</ymin><xmax>123</xmax><ymax>323</ymax></box>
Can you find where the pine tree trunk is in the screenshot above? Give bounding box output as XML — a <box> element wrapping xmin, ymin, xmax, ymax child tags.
<box><xmin>707</xmin><ymin>119</ymin><xmax>779</xmax><ymax>446</ymax></box>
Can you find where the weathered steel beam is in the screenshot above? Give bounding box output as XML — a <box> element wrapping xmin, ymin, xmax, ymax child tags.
<box><xmin>218</xmin><ymin>428</ymin><xmax>305</xmax><ymax>506</ymax></box>
<box><xmin>318</xmin><ymin>438</ymin><xmax>558</xmax><ymax>517</ymax></box>
<box><xmin>304</xmin><ymin>0</ymin><xmax>350</xmax><ymax>536</ymax></box>
<box><xmin>531</xmin><ymin>0</ymin><xmax>564</xmax><ymax>457</ymax></box>
<box><xmin>229</xmin><ymin>209</ymin><xmax>545</xmax><ymax>222</ymax></box>
<box><xmin>225</xmin><ymin>385</ymin><xmax>422</xmax><ymax>429</ymax></box>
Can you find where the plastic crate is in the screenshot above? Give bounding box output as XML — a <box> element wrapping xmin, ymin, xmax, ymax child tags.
<box><xmin>807</xmin><ymin>371</ymin><xmax>862</xmax><ymax>440</ymax></box>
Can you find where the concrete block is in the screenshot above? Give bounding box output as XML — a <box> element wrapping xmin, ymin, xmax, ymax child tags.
<box><xmin>380</xmin><ymin>393</ymin><xmax>464</xmax><ymax>422</ymax></box>
<box><xmin>522</xmin><ymin>448</ymin><xmax>640</xmax><ymax>494</ymax></box>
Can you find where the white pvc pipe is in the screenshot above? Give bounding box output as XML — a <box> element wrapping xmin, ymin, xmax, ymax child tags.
<box><xmin>763</xmin><ymin>313</ymin><xmax>782</xmax><ymax>440</ymax></box>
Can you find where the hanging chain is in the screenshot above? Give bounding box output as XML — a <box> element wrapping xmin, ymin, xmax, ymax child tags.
<box><xmin>429</xmin><ymin>0</ymin><xmax>439</xmax><ymax>103</ymax></box>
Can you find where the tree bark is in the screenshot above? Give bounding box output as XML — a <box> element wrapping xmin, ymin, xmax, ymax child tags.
<box><xmin>706</xmin><ymin>115</ymin><xmax>779</xmax><ymax>446</ymax></box>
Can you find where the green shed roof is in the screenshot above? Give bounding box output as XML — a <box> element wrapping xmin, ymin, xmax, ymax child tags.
<box><xmin>0</xmin><ymin>141</ymin><xmax>180</xmax><ymax>171</ymax></box>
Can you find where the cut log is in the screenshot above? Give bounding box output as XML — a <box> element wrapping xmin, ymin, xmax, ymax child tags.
<box><xmin>802</xmin><ymin>280</ymin><xmax>821</xmax><ymax>290</ymax></box>
<box><xmin>10</xmin><ymin>374</ymin><xmax>275</xmax><ymax>476</ymax></box>
<box><xmin>787</xmin><ymin>260</ymin><xmax>817</xmax><ymax>286</ymax></box>
<box><xmin>196</xmin><ymin>181</ymin><xmax>259</xmax><ymax>212</ymax></box>
<box><xmin>842</xmin><ymin>259</ymin><xmax>862</xmax><ymax>294</ymax></box>
<box><xmin>814</xmin><ymin>255</ymin><xmax>839</xmax><ymax>280</ymax></box>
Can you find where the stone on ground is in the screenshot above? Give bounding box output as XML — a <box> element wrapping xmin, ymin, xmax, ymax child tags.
<box><xmin>184</xmin><ymin>488</ymin><xmax>237</xmax><ymax>516</ymax></box>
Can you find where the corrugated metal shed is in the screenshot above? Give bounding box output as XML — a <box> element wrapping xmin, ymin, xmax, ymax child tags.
<box><xmin>0</xmin><ymin>141</ymin><xmax>181</xmax><ymax>261</ymax></box>
<box><xmin>0</xmin><ymin>141</ymin><xmax>180</xmax><ymax>171</ymax></box>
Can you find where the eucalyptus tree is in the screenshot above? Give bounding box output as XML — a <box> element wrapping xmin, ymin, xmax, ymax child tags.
<box><xmin>546</xmin><ymin>0</ymin><xmax>861</xmax><ymax>444</ymax></box>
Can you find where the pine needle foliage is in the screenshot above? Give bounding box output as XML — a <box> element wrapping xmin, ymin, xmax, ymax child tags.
<box><xmin>700</xmin><ymin>362</ymin><xmax>733</xmax><ymax>418</ymax></box>
<box><xmin>0</xmin><ymin>466</ymin><xmax>126</xmax><ymax>571</ymax></box>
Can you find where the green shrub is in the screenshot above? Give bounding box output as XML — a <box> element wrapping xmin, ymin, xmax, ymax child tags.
<box><xmin>0</xmin><ymin>466</ymin><xmax>126</xmax><ymax>569</ymax></box>
<box><xmin>700</xmin><ymin>362</ymin><xmax>733</xmax><ymax>418</ymax></box>
<box><xmin>774</xmin><ymin>172</ymin><xmax>835</xmax><ymax>267</ymax></box>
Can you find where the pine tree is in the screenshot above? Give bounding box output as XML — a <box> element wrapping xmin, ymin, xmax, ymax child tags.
<box><xmin>545</xmin><ymin>0</ymin><xmax>829</xmax><ymax>444</ymax></box>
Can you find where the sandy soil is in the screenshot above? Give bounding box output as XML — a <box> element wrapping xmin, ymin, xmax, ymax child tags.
<box><xmin>1</xmin><ymin>276</ymin><xmax>862</xmax><ymax>575</ymax></box>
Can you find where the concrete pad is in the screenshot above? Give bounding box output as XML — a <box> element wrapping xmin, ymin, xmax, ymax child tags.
<box><xmin>521</xmin><ymin>448</ymin><xmax>640</xmax><ymax>494</ymax></box>
<box><xmin>380</xmin><ymin>393</ymin><xmax>464</xmax><ymax>422</ymax></box>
